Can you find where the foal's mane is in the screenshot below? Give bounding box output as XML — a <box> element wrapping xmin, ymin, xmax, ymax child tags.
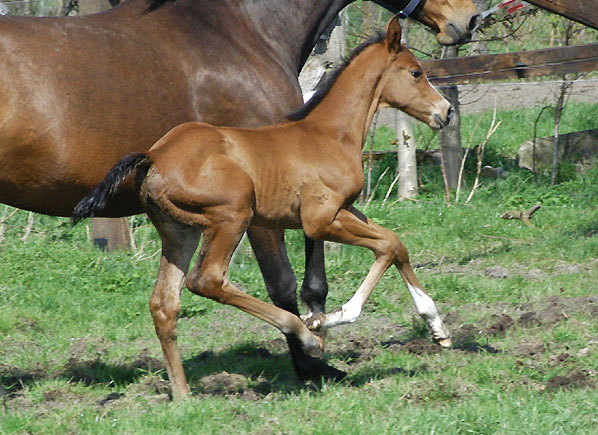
<box><xmin>288</xmin><ymin>31</ymin><xmax>386</xmax><ymax>122</ymax></box>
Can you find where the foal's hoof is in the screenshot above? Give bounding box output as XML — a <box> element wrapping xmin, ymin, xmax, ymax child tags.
<box><xmin>304</xmin><ymin>333</ymin><xmax>325</xmax><ymax>359</ymax></box>
<box><xmin>435</xmin><ymin>337</ymin><xmax>452</xmax><ymax>348</ymax></box>
<box><xmin>303</xmin><ymin>312</ymin><xmax>327</xmax><ymax>331</ymax></box>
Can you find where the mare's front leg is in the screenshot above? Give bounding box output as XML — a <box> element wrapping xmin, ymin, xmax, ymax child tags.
<box><xmin>303</xmin><ymin>207</ymin><xmax>451</xmax><ymax>346</ymax></box>
<box><xmin>244</xmin><ymin>226</ymin><xmax>344</xmax><ymax>380</ymax></box>
<box><xmin>147</xmin><ymin>218</ymin><xmax>201</xmax><ymax>400</ymax></box>
<box><xmin>187</xmin><ymin>218</ymin><xmax>325</xmax><ymax>360</ymax></box>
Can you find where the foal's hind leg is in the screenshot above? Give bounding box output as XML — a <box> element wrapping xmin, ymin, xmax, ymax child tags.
<box><xmin>147</xmin><ymin>220</ymin><xmax>201</xmax><ymax>400</ymax></box>
<box><xmin>186</xmin><ymin>217</ymin><xmax>325</xmax><ymax>358</ymax></box>
<box><xmin>303</xmin><ymin>207</ymin><xmax>450</xmax><ymax>346</ymax></box>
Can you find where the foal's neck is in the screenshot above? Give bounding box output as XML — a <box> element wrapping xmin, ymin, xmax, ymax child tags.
<box><xmin>302</xmin><ymin>45</ymin><xmax>388</xmax><ymax>151</ymax></box>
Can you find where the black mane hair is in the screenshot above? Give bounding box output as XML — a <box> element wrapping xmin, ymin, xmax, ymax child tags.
<box><xmin>288</xmin><ymin>31</ymin><xmax>386</xmax><ymax>121</ymax></box>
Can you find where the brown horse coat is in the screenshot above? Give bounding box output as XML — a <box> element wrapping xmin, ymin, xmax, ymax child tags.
<box><xmin>2</xmin><ymin>0</ymin><xmax>478</xmax><ymax>380</ymax></box>
<box><xmin>74</xmin><ymin>18</ymin><xmax>453</xmax><ymax>399</ymax></box>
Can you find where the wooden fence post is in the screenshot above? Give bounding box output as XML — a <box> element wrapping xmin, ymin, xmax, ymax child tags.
<box><xmin>438</xmin><ymin>46</ymin><xmax>463</xmax><ymax>192</ymax></box>
<box><xmin>91</xmin><ymin>217</ymin><xmax>132</xmax><ymax>252</ymax></box>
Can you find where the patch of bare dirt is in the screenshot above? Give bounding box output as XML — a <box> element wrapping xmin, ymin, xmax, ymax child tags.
<box><xmin>444</xmin><ymin>294</ymin><xmax>598</xmax><ymax>336</ymax></box>
<box><xmin>199</xmin><ymin>372</ymin><xmax>249</xmax><ymax>395</ymax></box>
<box><xmin>546</xmin><ymin>369</ymin><xmax>596</xmax><ymax>392</ymax></box>
<box><xmin>513</xmin><ymin>340</ymin><xmax>546</xmax><ymax>359</ymax></box>
<box><xmin>483</xmin><ymin>314</ymin><xmax>515</xmax><ymax>337</ymax></box>
<box><xmin>0</xmin><ymin>363</ymin><xmax>47</xmax><ymax>395</ymax></box>
<box><xmin>417</xmin><ymin>259</ymin><xmax>598</xmax><ymax>281</ymax></box>
<box><xmin>3</xmin><ymin>292</ymin><xmax>597</xmax><ymax>409</ymax></box>
<box><xmin>401</xmin><ymin>338</ymin><xmax>442</xmax><ymax>356</ymax></box>
<box><xmin>59</xmin><ymin>354</ymin><xmax>165</xmax><ymax>387</ymax></box>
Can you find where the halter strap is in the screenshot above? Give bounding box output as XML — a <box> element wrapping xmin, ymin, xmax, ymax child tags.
<box><xmin>397</xmin><ymin>0</ymin><xmax>422</xmax><ymax>19</ymax></box>
<box><xmin>376</xmin><ymin>0</ymin><xmax>423</xmax><ymax>19</ymax></box>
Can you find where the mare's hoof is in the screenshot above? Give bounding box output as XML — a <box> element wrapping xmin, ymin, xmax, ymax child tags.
<box><xmin>296</xmin><ymin>357</ymin><xmax>346</xmax><ymax>382</ymax></box>
<box><xmin>435</xmin><ymin>337</ymin><xmax>452</xmax><ymax>348</ymax></box>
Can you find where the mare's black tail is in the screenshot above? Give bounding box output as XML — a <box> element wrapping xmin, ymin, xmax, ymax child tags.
<box><xmin>71</xmin><ymin>153</ymin><xmax>149</xmax><ymax>225</ymax></box>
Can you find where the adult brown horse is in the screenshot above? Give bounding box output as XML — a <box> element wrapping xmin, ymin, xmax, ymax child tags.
<box><xmin>73</xmin><ymin>16</ymin><xmax>452</xmax><ymax>399</ymax></box>
<box><xmin>0</xmin><ymin>0</ymin><xmax>478</xmax><ymax>379</ymax></box>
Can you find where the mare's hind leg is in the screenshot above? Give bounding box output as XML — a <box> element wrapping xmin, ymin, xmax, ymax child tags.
<box><xmin>186</xmin><ymin>217</ymin><xmax>325</xmax><ymax>359</ymax></box>
<box><xmin>246</xmin><ymin>226</ymin><xmax>344</xmax><ymax>381</ymax></box>
<box><xmin>147</xmin><ymin>219</ymin><xmax>200</xmax><ymax>400</ymax></box>
<box><xmin>303</xmin><ymin>207</ymin><xmax>451</xmax><ymax>346</ymax></box>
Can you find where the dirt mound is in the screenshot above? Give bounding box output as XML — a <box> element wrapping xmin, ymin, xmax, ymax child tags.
<box><xmin>402</xmin><ymin>339</ymin><xmax>442</xmax><ymax>356</ymax></box>
<box><xmin>546</xmin><ymin>370</ymin><xmax>596</xmax><ymax>391</ymax></box>
<box><xmin>0</xmin><ymin>363</ymin><xmax>47</xmax><ymax>395</ymax></box>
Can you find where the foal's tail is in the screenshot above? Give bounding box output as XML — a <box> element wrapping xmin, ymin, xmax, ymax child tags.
<box><xmin>71</xmin><ymin>152</ymin><xmax>149</xmax><ymax>225</ymax></box>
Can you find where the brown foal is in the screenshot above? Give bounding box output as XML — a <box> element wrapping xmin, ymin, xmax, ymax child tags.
<box><xmin>73</xmin><ymin>17</ymin><xmax>453</xmax><ymax>400</ymax></box>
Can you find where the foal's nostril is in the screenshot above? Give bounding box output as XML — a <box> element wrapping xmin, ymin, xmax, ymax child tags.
<box><xmin>469</xmin><ymin>14</ymin><xmax>481</xmax><ymax>31</ymax></box>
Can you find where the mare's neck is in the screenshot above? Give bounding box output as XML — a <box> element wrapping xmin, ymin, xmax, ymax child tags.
<box><xmin>233</xmin><ymin>0</ymin><xmax>352</xmax><ymax>72</ymax></box>
<box><xmin>125</xmin><ymin>0</ymin><xmax>352</xmax><ymax>73</ymax></box>
<box><xmin>303</xmin><ymin>45</ymin><xmax>388</xmax><ymax>151</ymax></box>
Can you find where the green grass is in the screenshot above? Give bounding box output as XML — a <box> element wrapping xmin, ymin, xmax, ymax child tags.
<box><xmin>2</xmin><ymin>104</ymin><xmax>598</xmax><ymax>433</ymax></box>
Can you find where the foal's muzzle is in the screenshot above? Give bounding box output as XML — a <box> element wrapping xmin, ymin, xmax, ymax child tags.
<box><xmin>433</xmin><ymin>105</ymin><xmax>453</xmax><ymax>130</ymax></box>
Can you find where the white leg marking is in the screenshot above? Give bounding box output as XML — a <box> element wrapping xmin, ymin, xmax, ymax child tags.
<box><xmin>406</xmin><ymin>283</ymin><xmax>450</xmax><ymax>341</ymax></box>
<box><xmin>323</xmin><ymin>294</ymin><xmax>365</xmax><ymax>328</ymax></box>
<box><xmin>322</xmin><ymin>260</ymin><xmax>388</xmax><ymax>329</ymax></box>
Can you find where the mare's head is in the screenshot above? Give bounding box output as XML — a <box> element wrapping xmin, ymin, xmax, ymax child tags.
<box><xmin>378</xmin><ymin>17</ymin><xmax>453</xmax><ymax>130</ymax></box>
<box><xmin>384</xmin><ymin>0</ymin><xmax>480</xmax><ymax>45</ymax></box>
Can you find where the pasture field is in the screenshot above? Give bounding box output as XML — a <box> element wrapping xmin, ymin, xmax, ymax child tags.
<box><xmin>1</xmin><ymin>104</ymin><xmax>598</xmax><ymax>434</ymax></box>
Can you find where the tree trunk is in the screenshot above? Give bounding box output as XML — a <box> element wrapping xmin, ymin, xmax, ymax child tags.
<box><xmin>396</xmin><ymin>19</ymin><xmax>417</xmax><ymax>199</ymax></box>
<box><xmin>439</xmin><ymin>46</ymin><xmax>463</xmax><ymax>191</ymax></box>
<box><xmin>361</xmin><ymin>2</ymin><xmax>379</xmax><ymax>37</ymax></box>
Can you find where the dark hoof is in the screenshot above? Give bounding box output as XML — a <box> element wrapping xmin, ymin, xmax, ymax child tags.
<box><xmin>295</xmin><ymin>355</ymin><xmax>346</xmax><ymax>382</ymax></box>
<box><xmin>285</xmin><ymin>334</ymin><xmax>346</xmax><ymax>382</ymax></box>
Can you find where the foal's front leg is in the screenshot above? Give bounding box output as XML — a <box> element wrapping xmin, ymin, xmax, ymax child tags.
<box><xmin>303</xmin><ymin>207</ymin><xmax>451</xmax><ymax>346</ymax></box>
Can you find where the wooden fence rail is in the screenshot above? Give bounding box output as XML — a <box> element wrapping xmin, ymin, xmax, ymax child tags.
<box><xmin>422</xmin><ymin>43</ymin><xmax>598</xmax><ymax>86</ymax></box>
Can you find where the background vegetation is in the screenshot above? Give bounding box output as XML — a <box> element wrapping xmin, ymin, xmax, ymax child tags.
<box><xmin>1</xmin><ymin>2</ymin><xmax>597</xmax><ymax>433</ymax></box>
<box><xmin>2</xmin><ymin>101</ymin><xmax>597</xmax><ymax>433</ymax></box>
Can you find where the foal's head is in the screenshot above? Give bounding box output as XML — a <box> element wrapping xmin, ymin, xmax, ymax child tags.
<box><xmin>378</xmin><ymin>17</ymin><xmax>453</xmax><ymax>130</ymax></box>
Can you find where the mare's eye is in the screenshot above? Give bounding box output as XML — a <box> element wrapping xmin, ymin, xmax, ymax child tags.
<box><xmin>411</xmin><ymin>70</ymin><xmax>422</xmax><ymax>78</ymax></box>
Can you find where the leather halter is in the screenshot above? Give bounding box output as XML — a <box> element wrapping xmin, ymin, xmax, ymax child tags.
<box><xmin>376</xmin><ymin>0</ymin><xmax>424</xmax><ymax>19</ymax></box>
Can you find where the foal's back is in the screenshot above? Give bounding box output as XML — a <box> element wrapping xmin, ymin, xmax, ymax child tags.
<box><xmin>144</xmin><ymin>121</ymin><xmax>318</xmax><ymax>228</ymax></box>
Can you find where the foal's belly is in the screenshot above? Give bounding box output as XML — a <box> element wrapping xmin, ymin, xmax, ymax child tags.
<box><xmin>250</xmin><ymin>196</ymin><xmax>303</xmax><ymax>230</ymax></box>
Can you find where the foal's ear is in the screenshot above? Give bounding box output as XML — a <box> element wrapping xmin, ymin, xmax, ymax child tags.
<box><xmin>385</xmin><ymin>16</ymin><xmax>403</xmax><ymax>53</ymax></box>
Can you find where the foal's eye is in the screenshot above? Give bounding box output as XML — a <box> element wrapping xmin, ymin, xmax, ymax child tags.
<box><xmin>411</xmin><ymin>70</ymin><xmax>422</xmax><ymax>79</ymax></box>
